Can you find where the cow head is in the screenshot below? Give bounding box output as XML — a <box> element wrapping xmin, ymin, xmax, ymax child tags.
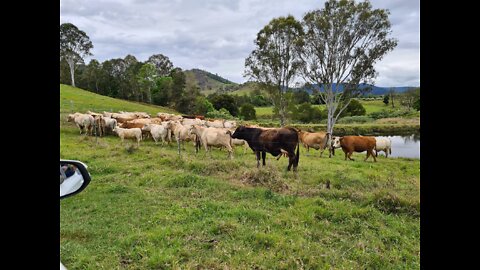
<box><xmin>141</xmin><ymin>124</ymin><xmax>151</xmax><ymax>132</ymax></box>
<box><xmin>231</xmin><ymin>125</ymin><xmax>249</xmax><ymax>140</ymax></box>
<box><xmin>187</xmin><ymin>125</ymin><xmax>197</xmax><ymax>135</ymax></box>
<box><xmin>331</xmin><ymin>136</ymin><xmax>342</xmax><ymax>149</ymax></box>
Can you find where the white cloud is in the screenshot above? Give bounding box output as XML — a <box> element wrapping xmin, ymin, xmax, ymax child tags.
<box><xmin>60</xmin><ymin>0</ymin><xmax>419</xmax><ymax>86</ymax></box>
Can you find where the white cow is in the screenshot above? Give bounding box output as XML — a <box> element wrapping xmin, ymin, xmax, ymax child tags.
<box><xmin>142</xmin><ymin>123</ymin><xmax>172</xmax><ymax>145</ymax></box>
<box><xmin>67</xmin><ymin>113</ymin><xmax>95</xmax><ymax>135</ymax></box>
<box><xmin>375</xmin><ymin>137</ymin><xmax>392</xmax><ymax>157</ymax></box>
<box><xmin>188</xmin><ymin>125</ymin><xmax>233</xmax><ymax>159</ymax></box>
<box><xmin>113</xmin><ymin>126</ymin><xmax>142</xmax><ymax>147</ymax></box>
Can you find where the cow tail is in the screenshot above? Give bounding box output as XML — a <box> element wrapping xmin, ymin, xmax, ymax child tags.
<box><xmin>294</xmin><ymin>141</ymin><xmax>300</xmax><ymax>168</ymax></box>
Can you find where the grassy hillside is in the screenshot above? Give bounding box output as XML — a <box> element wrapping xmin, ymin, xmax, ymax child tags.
<box><xmin>60</xmin><ymin>84</ymin><xmax>178</xmax><ymax>116</ymax></box>
<box><xmin>184</xmin><ymin>69</ymin><xmax>237</xmax><ymax>94</ymax></box>
<box><xmin>228</xmin><ymin>82</ymin><xmax>263</xmax><ymax>96</ymax></box>
<box><xmin>60</xmin><ymin>86</ymin><xmax>420</xmax><ymax>269</ymax></box>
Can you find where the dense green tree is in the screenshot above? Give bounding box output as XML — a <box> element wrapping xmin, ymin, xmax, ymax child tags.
<box><xmin>383</xmin><ymin>94</ymin><xmax>390</xmax><ymax>106</ymax></box>
<box><xmin>60</xmin><ymin>58</ymin><xmax>71</xmax><ymax>85</ymax></box>
<box><xmin>78</xmin><ymin>59</ymin><xmax>102</xmax><ymax>93</ymax></box>
<box><xmin>147</xmin><ymin>54</ymin><xmax>174</xmax><ymax>77</ymax></box>
<box><xmin>293</xmin><ymin>89</ymin><xmax>311</xmax><ymax>104</ymax></box>
<box><xmin>207</xmin><ymin>93</ymin><xmax>239</xmax><ymax>116</ymax></box>
<box><xmin>240</xmin><ymin>103</ymin><xmax>257</xmax><ymax>120</ymax></box>
<box><xmin>289</xmin><ymin>102</ymin><xmax>325</xmax><ymax>123</ymax></box>
<box><xmin>297</xmin><ymin>0</ymin><xmax>397</xmax><ymax>139</ymax></box>
<box><xmin>170</xmin><ymin>68</ymin><xmax>186</xmax><ymax>105</ymax></box>
<box><xmin>152</xmin><ymin>77</ymin><xmax>173</xmax><ymax>106</ymax></box>
<box><xmin>245</xmin><ymin>15</ymin><xmax>304</xmax><ymax>126</ymax></box>
<box><xmin>137</xmin><ymin>63</ymin><xmax>157</xmax><ymax>103</ymax></box>
<box><xmin>60</xmin><ymin>23</ymin><xmax>93</xmax><ymax>87</ymax></box>
<box><xmin>337</xmin><ymin>99</ymin><xmax>366</xmax><ymax>117</ymax></box>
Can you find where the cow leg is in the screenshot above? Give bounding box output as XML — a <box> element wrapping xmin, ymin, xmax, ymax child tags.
<box><xmin>348</xmin><ymin>152</ymin><xmax>355</xmax><ymax>161</ymax></box>
<box><xmin>204</xmin><ymin>142</ymin><xmax>210</xmax><ymax>157</ymax></box>
<box><xmin>255</xmin><ymin>151</ymin><xmax>261</xmax><ymax>168</ymax></box>
<box><xmin>262</xmin><ymin>151</ymin><xmax>266</xmax><ymax>166</ymax></box>
<box><xmin>385</xmin><ymin>149</ymin><xmax>389</xmax><ymax>158</ymax></box>
<box><xmin>365</xmin><ymin>151</ymin><xmax>370</xmax><ymax>161</ymax></box>
<box><xmin>287</xmin><ymin>153</ymin><xmax>293</xmax><ymax>171</ymax></box>
<box><xmin>371</xmin><ymin>150</ymin><xmax>377</xmax><ymax>162</ymax></box>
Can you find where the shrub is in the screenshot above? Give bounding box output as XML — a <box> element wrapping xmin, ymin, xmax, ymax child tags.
<box><xmin>206</xmin><ymin>108</ymin><xmax>235</xmax><ymax>119</ymax></box>
<box><xmin>239</xmin><ymin>103</ymin><xmax>257</xmax><ymax>120</ymax></box>
<box><xmin>337</xmin><ymin>99</ymin><xmax>366</xmax><ymax>117</ymax></box>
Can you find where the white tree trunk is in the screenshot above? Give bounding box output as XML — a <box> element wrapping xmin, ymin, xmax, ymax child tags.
<box><xmin>67</xmin><ymin>58</ymin><xmax>75</xmax><ymax>87</ymax></box>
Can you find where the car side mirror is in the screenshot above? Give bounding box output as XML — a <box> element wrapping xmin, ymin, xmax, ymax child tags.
<box><xmin>60</xmin><ymin>160</ymin><xmax>91</xmax><ymax>200</ymax></box>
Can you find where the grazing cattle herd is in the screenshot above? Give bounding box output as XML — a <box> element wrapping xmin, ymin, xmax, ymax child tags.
<box><xmin>66</xmin><ymin>110</ymin><xmax>395</xmax><ymax>171</ymax></box>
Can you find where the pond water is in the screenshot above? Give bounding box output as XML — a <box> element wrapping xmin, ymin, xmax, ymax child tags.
<box><xmin>375</xmin><ymin>134</ymin><xmax>420</xmax><ymax>159</ymax></box>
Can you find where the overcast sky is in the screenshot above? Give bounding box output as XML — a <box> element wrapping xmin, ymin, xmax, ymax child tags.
<box><xmin>60</xmin><ymin>0</ymin><xmax>419</xmax><ymax>87</ymax></box>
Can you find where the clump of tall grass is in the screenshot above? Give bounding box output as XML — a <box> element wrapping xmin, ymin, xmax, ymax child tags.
<box><xmin>239</xmin><ymin>166</ymin><xmax>289</xmax><ymax>192</ymax></box>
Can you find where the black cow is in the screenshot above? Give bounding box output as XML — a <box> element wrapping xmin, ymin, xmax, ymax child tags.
<box><xmin>231</xmin><ymin>126</ymin><xmax>300</xmax><ymax>172</ymax></box>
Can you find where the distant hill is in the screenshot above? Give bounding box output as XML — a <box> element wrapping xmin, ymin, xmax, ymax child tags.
<box><xmin>302</xmin><ymin>83</ymin><xmax>416</xmax><ymax>95</ymax></box>
<box><xmin>184</xmin><ymin>69</ymin><xmax>238</xmax><ymax>95</ymax></box>
<box><xmin>182</xmin><ymin>68</ymin><xmax>416</xmax><ymax>97</ymax></box>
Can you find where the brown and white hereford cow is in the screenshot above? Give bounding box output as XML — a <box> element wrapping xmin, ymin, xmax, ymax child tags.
<box><xmin>332</xmin><ymin>135</ymin><xmax>377</xmax><ymax>162</ymax></box>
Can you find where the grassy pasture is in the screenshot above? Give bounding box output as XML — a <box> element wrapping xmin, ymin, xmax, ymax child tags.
<box><xmin>60</xmin><ymin>85</ymin><xmax>420</xmax><ymax>269</ymax></box>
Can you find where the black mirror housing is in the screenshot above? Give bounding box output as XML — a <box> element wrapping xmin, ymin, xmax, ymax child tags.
<box><xmin>60</xmin><ymin>160</ymin><xmax>91</xmax><ymax>200</ymax></box>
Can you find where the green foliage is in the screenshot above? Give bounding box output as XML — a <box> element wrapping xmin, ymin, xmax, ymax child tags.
<box><xmin>289</xmin><ymin>102</ymin><xmax>326</xmax><ymax>123</ymax></box>
<box><xmin>175</xmin><ymin>84</ymin><xmax>202</xmax><ymax>115</ymax></box>
<box><xmin>207</xmin><ymin>93</ymin><xmax>239</xmax><ymax>116</ymax></box>
<box><xmin>170</xmin><ymin>68</ymin><xmax>186</xmax><ymax>105</ymax></box>
<box><xmin>192</xmin><ymin>96</ymin><xmax>214</xmax><ymax>115</ymax></box>
<box><xmin>383</xmin><ymin>95</ymin><xmax>389</xmax><ymax>105</ymax></box>
<box><xmin>136</xmin><ymin>63</ymin><xmax>157</xmax><ymax>103</ymax></box>
<box><xmin>152</xmin><ymin>76</ymin><xmax>173</xmax><ymax>106</ymax></box>
<box><xmin>205</xmin><ymin>108</ymin><xmax>234</xmax><ymax>119</ymax></box>
<box><xmin>338</xmin><ymin>99</ymin><xmax>367</xmax><ymax>118</ymax></box>
<box><xmin>400</xmin><ymin>87</ymin><xmax>420</xmax><ymax>111</ymax></box>
<box><xmin>147</xmin><ymin>53</ymin><xmax>174</xmax><ymax>77</ymax></box>
<box><xmin>413</xmin><ymin>97</ymin><xmax>420</xmax><ymax>111</ymax></box>
<box><xmin>292</xmin><ymin>89</ymin><xmax>311</xmax><ymax>104</ymax></box>
<box><xmin>239</xmin><ymin>103</ymin><xmax>257</xmax><ymax>120</ymax></box>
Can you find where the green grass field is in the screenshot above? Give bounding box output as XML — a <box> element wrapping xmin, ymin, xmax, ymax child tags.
<box><xmin>60</xmin><ymin>85</ymin><xmax>420</xmax><ymax>269</ymax></box>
